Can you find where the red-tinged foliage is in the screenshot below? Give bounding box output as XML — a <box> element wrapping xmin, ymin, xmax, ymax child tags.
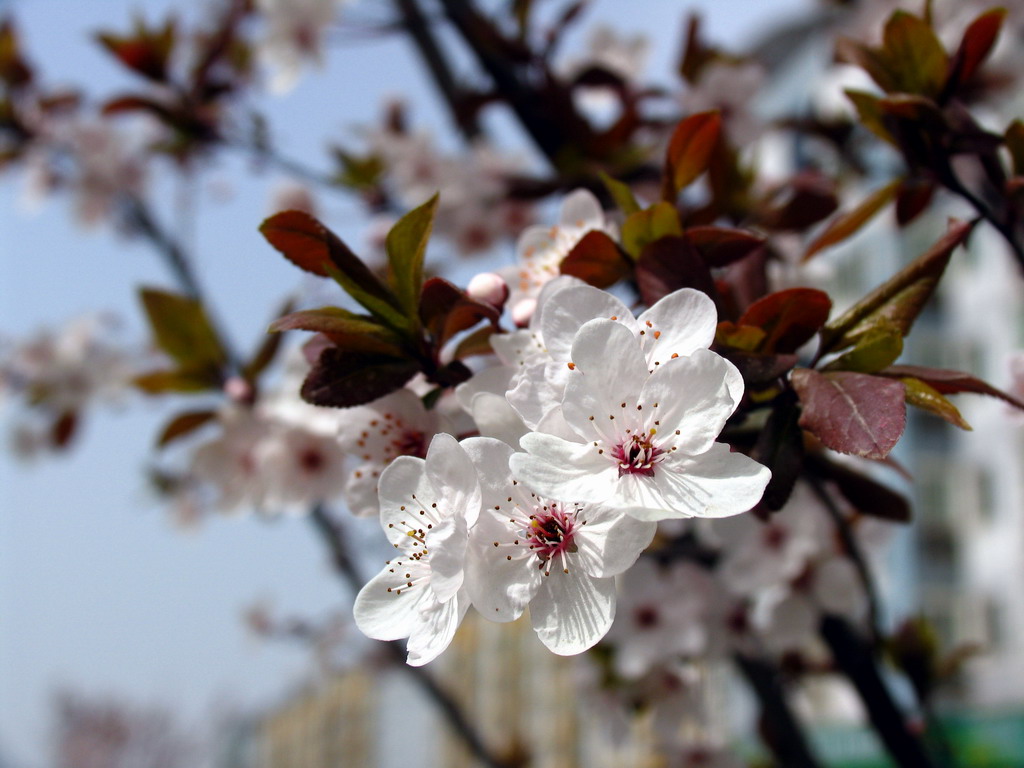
<box><xmin>895</xmin><ymin>178</ymin><xmax>936</xmax><ymax>226</ymax></box>
<box><xmin>662</xmin><ymin>110</ymin><xmax>721</xmax><ymax>200</ymax></box>
<box><xmin>900</xmin><ymin>376</ymin><xmax>971</xmax><ymax>430</ymax></box>
<box><xmin>944</xmin><ymin>8</ymin><xmax>1007</xmax><ymax>99</ymax></box>
<box><xmin>419</xmin><ymin>277</ymin><xmax>500</xmax><ymax>349</ymax></box>
<box><xmin>685</xmin><ymin>226</ymin><xmax>765</xmax><ymax>268</ymax></box>
<box><xmin>301</xmin><ymin>347</ymin><xmax>420</xmax><ymax>408</ymax></box>
<box><xmin>737</xmin><ymin>288</ymin><xmax>832</xmax><ymax>355</ymax></box>
<box><xmin>804</xmin><ymin>180</ymin><xmax>900</xmax><ymax>261</ymax></box>
<box><xmin>559</xmin><ymin>230</ymin><xmax>631</xmax><ymax>288</ymax></box>
<box><xmin>635</xmin><ymin>235</ymin><xmax>716</xmax><ymax>306</ymax></box>
<box><xmin>792</xmin><ymin>369</ymin><xmax>906</xmax><ymax>460</ymax></box>
<box><xmin>156</xmin><ymin>410</ymin><xmax>218</xmax><ymax>448</ymax></box>
<box><xmin>751</xmin><ymin>394</ymin><xmax>803</xmax><ymax>511</ymax></box>
<box><xmin>756</xmin><ymin>173</ymin><xmax>838</xmax><ymax>231</ymax></box>
<box><xmin>820</xmin><ymin>220</ymin><xmax>973</xmax><ymax>355</ymax></box>
<box><xmin>879</xmin><ymin>364</ymin><xmax>1024</xmax><ymax>411</ymax></box>
<box><xmin>270</xmin><ymin>308</ymin><xmax>406</xmax><ymax>356</ymax></box>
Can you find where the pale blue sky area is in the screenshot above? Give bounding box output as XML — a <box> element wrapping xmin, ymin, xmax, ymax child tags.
<box><xmin>0</xmin><ymin>1</ymin><xmax>811</xmax><ymax>765</ymax></box>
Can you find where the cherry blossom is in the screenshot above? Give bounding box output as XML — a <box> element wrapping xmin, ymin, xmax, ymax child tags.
<box><xmin>335</xmin><ymin>387</ymin><xmax>453</xmax><ymax>518</ymax></box>
<box><xmin>512</xmin><ymin>319</ymin><xmax>770</xmax><ymax>522</ymax></box>
<box><xmin>353</xmin><ymin>433</ymin><xmax>480</xmax><ymax>666</ymax></box>
<box><xmin>464</xmin><ymin>437</ymin><xmax>655</xmax><ymax>655</ymax></box>
<box><xmin>256</xmin><ymin>0</ymin><xmax>345</xmax><ymax>94</ymax></box>
<box><xmin>504</xmin><ymin>189</ymin><xmax>614</xmax><ymax>320</ymax></box>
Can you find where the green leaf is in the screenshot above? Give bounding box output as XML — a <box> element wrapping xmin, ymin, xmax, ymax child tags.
<box><xmin>882</xmin><ymin>11</ymin><xmax>947</xmax><ymax>98</ymax></box>
<box><xmin>820</xmin><ymin>219</ymin><xmax>973</xmax><ymax>354</ymax></box>
<box><xmin>804</xmin><ymin>179</ymin><xmax>901</xmax><ymax>261</ymax></box>
<box><xmin>134</xmin><ymin>366</ymin><xmax>222</xmax><ymax>394</ymax></box>
<box><xmin>139</xmin><ymin>288</ymin><xmax>225</xmax><ymax>368</ymax></box>
<box><xmin>662</xmin><ymin>110</ymin><xmax>721</xmax><ymax>200</ymax></box>
<box><xmin>822</xmin><ymin>325</ymin><xmax>903</xmax><ymax>374</ymax></box>
<box><xmin>879</xmin><ymin>364</ymin><xmax>1024</xmax><ymax>411</ymax></box>
<box><xmin>845</xmin><ymin>89</ymin><xmax>896</xmax><ymax>145</ymax></box>
<box><xmin>599</xmin><ymin>171</ymin><xmax>641</xmax><ymax>215</ymax></box>
<box><xmin>621</xmin><ymin>202</ymin><xmax>682</xmax><ymax>259</ymax></box>
<box><xmin>452</xmin><ymin>325</ymin><xmax>498</xmax><ymax>360</ymax></box>
<box><xmin>386</xmin><ymin>194</ymin><xmax>439</xmax><ymax>323</ymax></box>
<box><xmin>269</xmin><ymin>307</ymin><xmax>407</xmax><ymax>355</ymax></box>
<box><xmin>901</xmin><ymin>377</ymin><xmax>971</xmax><ymax>430</ymax></box>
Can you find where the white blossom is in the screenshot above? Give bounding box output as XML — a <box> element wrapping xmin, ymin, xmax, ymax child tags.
<box><xmin>464</xmin><ymin>437</ymin><xmax>654</xmax><ymax>655</ymax></box>
<box><xmin>353</xmin><ymin>433</ymin><xmax>480</xmax><ymax>666</ymax></box>
<box><xmin>512</xmin><ymin>318</ymin><xmax>770</xmax><ymax>522</ymax></box>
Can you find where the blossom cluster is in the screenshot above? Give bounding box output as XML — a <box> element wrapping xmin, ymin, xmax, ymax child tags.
<box><xmin>353</xmin><ymin>280</ymin><xmax>772</xmax><ymax>665</ymax></box>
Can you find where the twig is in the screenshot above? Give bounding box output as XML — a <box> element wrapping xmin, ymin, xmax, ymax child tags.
<box><xmin>733</xmin><ymin>654</ymin><xmax>823</xmax><ymax>768</ymax></box>
<box><xmin>392</xmin><ymin>0</ymin><xmax>482</xmax><ymax>142</ymax></box>
<box><xmin>805</xmin><ymin>473</ymin><xmax>884</xmax><ymax>646</ymax></box>
<box><xmin>821</xmin><ymin>615</ymin><xmax>937</xmax><ymax>768</ymax></box>
<box><xmin>308</xmin><ymin>505</ymin><xmax>512</xmax><ymax>768</ymax></box>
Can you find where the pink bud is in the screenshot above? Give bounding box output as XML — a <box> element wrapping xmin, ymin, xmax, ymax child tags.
<box><xmin>466</xmin><ymin>272</ymin><xmax>509</xmax><ymax>309</ymax></box>
<box><xmin>224</xmin><ymin>376</ymin><xmax>254</xmax><ymax>404</ymax></box>
<box><xmin>511</xmin><ymin>298</ymin><xmax>537</xmax><ymax>327</ymax></box>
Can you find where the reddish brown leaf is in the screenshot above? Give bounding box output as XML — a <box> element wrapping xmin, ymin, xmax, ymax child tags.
<box><xmin>301</xmin><ymin>348</ymin><xmax>419</xmax><ymax>408</ymax></box>
<box><xmin>945</xmin><ymin>9</ymin><xmax>1006</xmax><ymax>94</ymax></box>
<box><xmin>157</xmin><ymin>410</ymin><xmax>218</xmax><ymax>448</ymax></box>
<box><xmin>879</xmin><ymin>365</ymin><xmax>1024</xmax><ymax>411</ymax></box>
<box><xmin>803</xmin><ymin>180</ymin><xmax>900</xmax><ymax>261</ymax></box>
<box><xmin>559</xmin><ymin>230</ymin><xmax>631</xmax><ymax>288</ymax></box>
<box><xmin>269</xmin><ymin>307</ymin><xmax>405</xmax><ymax>355</ymax></box>
<box><xmin>419</xmin><ymin>277</ymin><xmax>500</xmax><ymax>349</ymax></box>
<box><xmin>821</xmin><ymin>220</ymin><xmax>973</xmax><ymax>353</ymax></box>
<box><xmin>895</xmin><ymin>178</ymin><xmax>936</xmax><ymax>226</ymax></box>
<box><xmin>635</xmin><ymin>236</ymin><xmax>716</xmax><ymax>306</ymax></box>
<box><xmin>738</xmin><ymin>288</ymin><xmax>832</xmax><ymax>354</ymax></box>
<box><xmin>662</xmin><ymin>111</ymin><xmax>721</xmax><ymax>200</ymax></box>
<box><xmin>752</xmin><ymin>394</ymin><xmax>804</xmax><ymax>511</ymax></box>
<box><xmin>757</xmin><ymin>173</ymin><xmax>838</xmax><ymax>232</ymax></box>
<box><xmin>685</xmin><ymin>226</ymin><xmax>765</xmax><ymax>268</ymax></box>
<box><xmin>792</xmin><ymin>369</ymin><xmax>906</xmax><ymax>459</ymax></box>
<box><xmin>259</xmin><ymin>211</ymin><xmax>404</xmax><ymax>329</ymax></box>
<box><xmin>51</xmin><ymin>410</ymin><xmax>78</xmax><ymax>449</ymax></box>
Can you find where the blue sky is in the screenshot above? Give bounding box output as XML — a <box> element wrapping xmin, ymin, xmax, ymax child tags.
<box><xmin>0</xmin><ymin>0</ymin><xmax>810</xmax><ymax>764</ymax></box>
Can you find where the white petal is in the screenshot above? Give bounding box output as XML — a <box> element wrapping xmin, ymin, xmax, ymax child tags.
<box><xmin>455</xmin><ymin>365</ymin><xmax>513</xmax><ymax>412</ymax></box>
<box><xmin>406</xmin><ymin>589</ymin><xmax>470</xmax><ymax>666</ymax></box>
<box><xmin>638</xmin><ymin>288</ymin><xmax>717</xmax><ymax>366</ymax></box>
<box><xmin>813</xmin><ymin>558</ymin><xmax>867</xmax><ymax>619</ymax></box>
<box><xmin>506</xmin><ymin>360</ymin><xmax>569</xmax><ymax>430</ymax></box>
<box><xmin>469</xmin><ymin>392</ymin><xmax>529</xmax><ymax>448</ymax></box>
<box><xmin>466</xmin><ymin>514</ymin><xmax>540</xmax><ymax>622</ymax></box>
<box><xmin>427</xmin><ymin>515</ymin><xmax>467</xmax><ymax>602</ymax></box>
<box><xmin>559</xmin><ymin>188</ymin><xmax>604</xmax><ymax>229</ymax></box>
<box><xmin>512</xmin><ymin>433</ymin><xmax>617</xmax><ymax>503</ymax></box>
<box><xmin>530</xmin><ymin>570</ymin><xmax>616</xmax><ymax>655</ymax></box>
<box><xmin>539</xmin><ymin>285</ymin><xmax>630</xmax><ymax>360</ymax></box>
<box><xmin>353</xmin><ymin>564</ymin><xmax>430</xmax><ymax>641</ymax></box>
<box><xmin>641</xmin><ymin>349</ymin><xmax>740</xmax><ymax>456</ymax></box>
<box><xmin>424</xmin><ymin>433</ymin><xmax>481</xmax><ymax>526</ymax></box>
<box><xmin>377</xmin><ymin>456</ymin><xmax>432</xmax><ymax>546</ymax></box>
<box><xmin>652</xmin><ymin>442</ymin><xmax>771</xmax><ymax>519</ymax></box>
<box><xmin>577</xmin><ymin>507</ymin><xmax>657</xmax><ymax>578</ymax></box>
<box><xmin>460</xmin><ymin>436</ymin><xmax>516</xmax><ymax>512</ymax></box>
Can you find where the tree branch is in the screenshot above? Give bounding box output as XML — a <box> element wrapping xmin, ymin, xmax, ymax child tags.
<box><xmin>308</xmin><ymin>505</ymin><xmax>513</xmax><ymax>768</ymax></box>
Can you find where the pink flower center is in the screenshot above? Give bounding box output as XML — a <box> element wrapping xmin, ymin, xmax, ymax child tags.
<box><xmin>526</xmin><ymin>504</ymin><xmax>579</xmax><ymax>567</ymax></box>
<box><xmin>612</xmin><ymin>431</ymin><xmax>663</xmax><ymax>477</ymax></box>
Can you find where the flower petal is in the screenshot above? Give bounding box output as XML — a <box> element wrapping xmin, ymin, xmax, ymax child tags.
<box><xmin>538</xmin><ymin>284</ymin><xmax>630</xmax><ymax>360</ymax></box>
<box><xmin>577</xmin><ymin>507</ymin><xmax>657</xmax><ymax>578</ymax></box>
<box><xmin>512</xmin><ymin>433</ymin><xmax>617</xmax><ymax>503</ymax></box>
<box><xmin>638</xmin><ymin>288</ymin><xmax>717</xmax><ymax>367</ymax></box>
<box><xmin>530</xmin><ymin>570</ymin><xmax>616</xmax><ymax>655</ymax></box>
<box><xmin>406</xmin><ymin>589</ymin><xmax>471</xmax><ymax>666</ymax></box>
<box><xmin>424</xmin><ymin>432</ymin><xmax>481</xmax><ymax>526</ymax></box>
<box><xmin>651</xmin><ymin>442</ymin><xmax>770</xmax><ymax>519</ymax></box>
<box><xmin>466</xmin><ymin>513</ymin><xmax>540</xmax><ymax>622</ymax></box>
<box><xmin>353</xmin><ymin>564</ymin><xmax>431</xmax><ymax>641</ymax></box>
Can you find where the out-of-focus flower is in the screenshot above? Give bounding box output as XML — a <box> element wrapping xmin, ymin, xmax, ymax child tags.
<box><xmin>256</xmin><ymin>0</ymin><xmax>346</xmax><ymax>94</ymax></box>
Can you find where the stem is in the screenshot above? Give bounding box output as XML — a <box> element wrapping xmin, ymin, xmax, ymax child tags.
<box><xmin>308</xmin><ymin>506</ymin><xmax>512</xmax><ymax>768</ymax></box>
<box><xmin>733</xmin><ymin>654</ymin><xmax>823</xmax><ymax>768</ymax></box>
<box><xmin>938</xmin><ymin>163</ymin><xmax>1024</xmax><ymax>274</ymax></box>
<box><xmin>821</xmin><ymin>615</ymin><xmax>937</xmax><ymax>768</ymax></box>
<box><xmin>392</xmin><ymin>0</ymin><xmax>482</xmax><ymax>142</ymax></box>
<box><xmin>805</xmin><ymin>474</ymin><xmax>884</xmax><ymax>646</ymax></box>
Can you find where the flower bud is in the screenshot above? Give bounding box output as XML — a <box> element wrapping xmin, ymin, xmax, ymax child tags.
<box><xmin>466</xmin><ymin>272</ymin><xmax>509</xmax><ymax>310</ymax></box>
